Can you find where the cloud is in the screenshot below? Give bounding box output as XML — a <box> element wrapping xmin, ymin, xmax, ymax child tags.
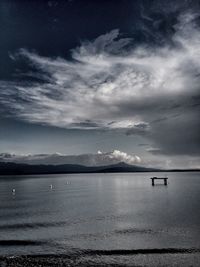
<box><xmin>126</xmin><ymin>122</ymin><xmax>150</xmax><ymax>136</ymax></box>
<box><xmin>106</xmin><ymin>150</ymin><xmax>141</xmax><ymax>165</ymax></box>
<box><xmin>0</xmin><ymin>11</ymin><xmax>200</xmax><ymax>156</ymax></box>
<box><xmin>73</xmin><ymin>29</ymin><xmax>132</xmax><ymax>57</ymax></box>
<box><xmin>0</xmin><ymin>150</ymin><xmax>141</xmax><ymax>166</ymax></box>
<box><xmin>146</xmin><ymin>148</ymin><xmax>162</xmax><ymax>155</ymax></box>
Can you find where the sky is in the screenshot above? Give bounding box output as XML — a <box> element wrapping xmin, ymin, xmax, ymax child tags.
<box><xmin>0</xmin><ymin>0</ymin><xmax>200</xmax><ymax>168</ymax></box>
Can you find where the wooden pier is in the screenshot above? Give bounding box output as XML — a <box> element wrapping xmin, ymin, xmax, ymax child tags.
<box><xmin>150</xmin><ymin>177</ymin><xmax>168</xmax><ymax>186</ymax></box>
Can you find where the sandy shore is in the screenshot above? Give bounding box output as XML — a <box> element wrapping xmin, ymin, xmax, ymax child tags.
<box><xmin>0</xmin><ymin>255</ymin><xmax>82</xmax><ymax>267</ymax></box>
<box><xmin>1</xmin><ymin>251</ymin><xmax>200</xmax><ymax>267</ymax></box>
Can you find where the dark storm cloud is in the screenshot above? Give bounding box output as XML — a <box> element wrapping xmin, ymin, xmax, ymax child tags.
<box><xmin>0</xmin><ymin>0</ymin><xmax>200</xmax><ymax>159</ymax></box>
<box><xmin>138</xmin><ymin>143</ymin><xmax>150</xmax><ymax>147</ymax></box>
<box><xmin>148</xmin><ymin>111</ymin><xmax>200</xmax><ymax>156</ymax></box>
<box><xmin>70</xmin><ymin>120</ymin><xmax>101</xmax><ymax>129</ymax></box>
<box><xmin>126</xmin><ymin>123</ymin><xmax>150</xmax><ymax>136</ymax></box>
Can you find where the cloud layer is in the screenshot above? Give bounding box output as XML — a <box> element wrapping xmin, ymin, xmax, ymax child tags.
<box><xmin>0</xmin><ymin>150</ymin><xmax>141</xmax><ymax>166</ymax></box>
<box><xmin>0</xmin><ymin>12</ymin><xmax>200</xmax><ymax>156</ymax></box>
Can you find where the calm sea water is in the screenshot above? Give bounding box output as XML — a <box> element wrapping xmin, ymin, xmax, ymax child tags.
<box><xmin>0</xmin><ymin>172</ymin><xmax>200</xmax><ymax>265</ymax></box>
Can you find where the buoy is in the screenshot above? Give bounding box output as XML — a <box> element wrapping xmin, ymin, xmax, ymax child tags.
<box><xmin>50</xmin><ymin>184</ymin><xmax>53</xmax><ymax>189</ymax></box>
<box><xmin>12</xmin><ymin>189</ymin><xmax>16</xmax><ymax>194</ymax></box>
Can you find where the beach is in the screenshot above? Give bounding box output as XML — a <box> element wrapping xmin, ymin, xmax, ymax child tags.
<box><xmin>1</xmin><ymin>251</ymin><xmax>200</xmax><ymax>267</ymax></box>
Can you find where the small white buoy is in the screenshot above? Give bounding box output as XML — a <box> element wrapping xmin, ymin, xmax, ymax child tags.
<box><xmin>50</xmin><ymin>184</ymin><xmax>53</xmax><ymax>190</ymax></box>
<box><xmin>12</xmin><ymin>189</ymin><xmax>16</xmax><ymax>194</ymax></box>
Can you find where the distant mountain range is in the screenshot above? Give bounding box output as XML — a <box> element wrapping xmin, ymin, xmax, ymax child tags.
<box><xmin>0</xmin><ymin>161</ymin><xmax>199</xmax><ymax>175</ymax></box>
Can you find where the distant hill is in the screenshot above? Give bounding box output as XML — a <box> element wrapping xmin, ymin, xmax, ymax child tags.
<box><xmin>0</xmin><ymin>161</ymin><xmax>198</xmax><ymax>176</ymax></box>
<box><xmin>97</xmin><ymin>162</ymin><xmax>158</xmax><ymax>173</ymax></box>
<box><xmin>0</xmin><ymin>161</ymin><xmax>159</xmax><ymax>175</ymax></box>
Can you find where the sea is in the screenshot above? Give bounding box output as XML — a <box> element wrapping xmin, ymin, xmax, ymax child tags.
<box><xmin>0</xmin><ymin>172</ymin><xmax>200</xmax><ymax>266</ymax></box>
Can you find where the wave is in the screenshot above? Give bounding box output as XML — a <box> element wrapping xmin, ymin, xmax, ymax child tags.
<box><xmin>0</xmin><ymin>221</ymin><xmax>68</xmax><ymax>230</ymax></box>
<box><xmin>81</xmin><ymin>248</ymin><xmax>200</xmax><ymax>255</ymax></box>
<box><xmin>114</xmin><ymin>228</ymin><xmax>155</xmax><ymax>234</ymax></box>
<box><xmin>0</xmin><ymin>238</ymin><xmax>200</xmax><ymax>257</ymax></box>
<box><xmin>0</xmin><ymin>240</ymin><xmax>45</xmax><ymax>246</ymax></box>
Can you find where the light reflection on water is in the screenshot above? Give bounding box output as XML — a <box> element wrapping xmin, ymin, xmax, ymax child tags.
<box><xmin>0</xmin><ymin>172</ymin><xmax>199</xmax><ymax>256</ymax></box>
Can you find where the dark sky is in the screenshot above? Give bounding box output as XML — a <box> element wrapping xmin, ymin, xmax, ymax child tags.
<box><xmin>0</xmin><ymin>0</ymin><xmax>199</xmax><ymax>168</ymax></box>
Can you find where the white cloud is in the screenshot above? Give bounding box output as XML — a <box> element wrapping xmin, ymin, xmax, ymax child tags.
<box><xmin>0</xmin><ymin>13</ymin><xmax>198</xmax><ymax>130</ymax></box>
<box><xmin>108</xmin><ymin>150</ymin><xmax>141</xmax><ymax>165</ymax></box>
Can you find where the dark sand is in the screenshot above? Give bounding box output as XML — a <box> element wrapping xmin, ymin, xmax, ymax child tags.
<box><xmin>1</xmin><ymin>249</ymin><xmax>200</xmax><ymax>267</ymax></box>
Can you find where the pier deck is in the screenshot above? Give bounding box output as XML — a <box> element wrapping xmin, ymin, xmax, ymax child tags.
<box><xmin>150</xmin><ymin>177</ymin><xmax>168</xmax><ymax>186</ymax></box>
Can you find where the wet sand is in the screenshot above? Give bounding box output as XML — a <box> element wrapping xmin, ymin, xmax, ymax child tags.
<box><xmin>1</xmin><ymin>249</ymin><xmax>200</xmax><ymax>267</ymax></box>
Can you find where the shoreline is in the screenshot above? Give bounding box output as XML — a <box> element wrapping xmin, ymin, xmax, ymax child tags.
<box><xmin>1</xmin><ymin>249</ymin><xmax>200</xmax><ymax>267</ymax></box>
